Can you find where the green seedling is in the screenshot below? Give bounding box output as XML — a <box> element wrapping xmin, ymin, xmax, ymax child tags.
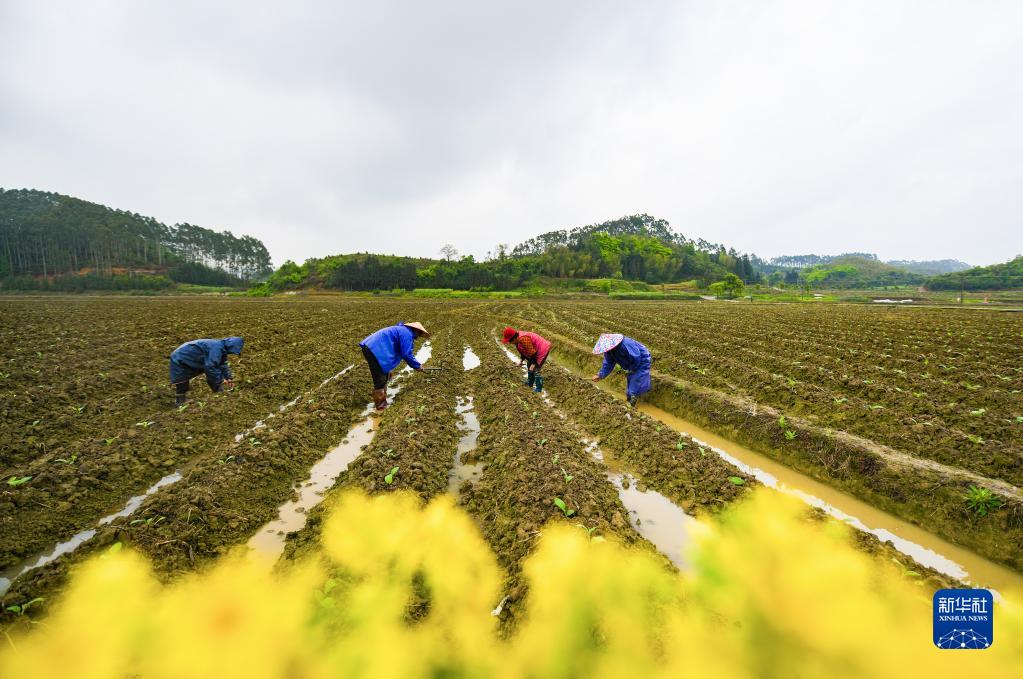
<box><xmin>783</xmin><ymin>430</ymin><xmax>797</xmax><ymax>441</ymax></box>
<box><xmin>833</xmin><ymin>397</ymin><xmax>848</xmax><ymax>404</ymax></box>
<box><xmin>382</xmin><ymin>448</ymin><xmax>396</xmax><ymax>458</ymax></box>
<box><xmin>101</xmin><ymin>542</ymin><xmax>123</xmax><ymax>559</ymax></box>
<box><xmin>104</xmin><ymin>437</ymin><xmax>117</xmax><ymax>445</ymax></box>
<box><xmin>73</xmin><ymin>405</ymin><xmax>85</xmax><ymax>414</ymax></box>
<box><xmin>417</xmin><ymin>405</ymin><xmax>426</xmax><ymax>415</ymax></box>
<box><xmin>249</xmin><ymin>438</ymin><xmax>261</xmax><ymax>446</ymax></box>
<box><xmin>965</xmin><ymin>486</ymin><xmax>1001</xmax><ymax>516</ymax></box>
<box><xmin>217</xmin><ymin>455</ymin><xmax>236</xmax><ymax>465</ymax></box>
<box><xmin>532</xmin><ymin>410</ymin><xmax>538</xmax><ymax>419</ymax></box>
<box><xmin>561</xmin><ymin>467</ymin><xmax>573</xmax><ymax>483</ymax></box>
<box><xmin>675</xmin><ymin>438</ymin><xmax>689</xmax><ymax>450</ymax></box>
<box><xmin>537</xmin><ymin>438</ymin><xmax>548</xmax><ymax>447</ymax></box>
<box><xmin>7</xmin><ymin>476</ymin><xmax>32</xmax><ymax>486</ymax></box>
<box><xmin>970</xmin><ymin>408</ymin><xmax>986</xmax><ymax>416</ymax></box>
<box><xmin>576</xmin><ymin>524</ymin><xmax>604</xmax><ymax>543</ymax></box>
<box><xmin>777</xmin><ymin>416</ymin><xmax>787</xmax><ymax>429</ymax></box>
<box><xmin>405</xmin><ymin>417</ymin><xmax>417</xmax><ymax>424</ymax></box>
<box><xmin>31</xmin><ymin>419</ymin><xmax>40</xmax><ymax>426</ymax></box>
<box><xmin>551</xmin><ymin>453</ymin><xmax>559</xmax><ymax>464</ymax></box>
<box><xmin>384</xmin><ymin>466</ymin><xmax>399</xmax><ymax>485</ymax></box>
<box><xmin>1016</xmin><ymin>416</ymin><xmax>1023</xmax><ymax>424</ymax></box>
<box><xmin>967</xmin><ymin>434</ymin><xmax>985</xmax><ymax>445</ymax></box>
<box><xmin>130</xmin><ymin>515</ymin><xmax>165</xmax><ymax>527</ymax></box>
<box><xmin>4</xmin><ymin>597</ymin><xmax>44</xmax><ymax>616</ymax></box>
<box><xmin>698</xmin><ymin>447</ymin><xmax>707</xmax><ymax>456</ymax></box>
<box><xmin>553</xmin><ymin>497</ymin><xmax>575</xmax><ymax>517</ymax></box>
<box><xmin>177</xmin><ymin>403</ymin><xmax>189</xmax><ymax>412</ymax></box>
<box><xmin>55</xmin><ymin>454</ymin><xmax>78</xmax><ymax>465</ymax></box>
<box><xmin>135</xmin><ymin>420</ymin><xmax>154</xmax><ymax>428</ymax></box>
<box><xmin>728</xmin><ymin>476</ymin><xmax>746</xmax><ymax>486</ymax></box>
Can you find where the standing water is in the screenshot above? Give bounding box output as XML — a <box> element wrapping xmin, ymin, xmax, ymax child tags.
<box><xmin>447</xmin><ymin>397</ymin><xmax>483</xmax><ymax>494</ymax></box>
<box><xmin>497</xmin><ymin>335</ymin><xmax>1023</xmax><ymax>595</ymax></box>
<box><xmin>584</xmin><ymin>440</ymin><xmax>697</xmax><ymax>569</ymax></box>
<box><xmin>246</xmin><ymin>342</ymin><xmax>431</xmax><ymax>563</ymax></box>
<box><xmin>462</xmin><ymin>346</ymin><xmax>481</xmax><ymax>371</ymax></box>
<box><xmin>0</xmin><ymin>471</ymin><xmax>183</xmax><ymax>596</ymax></box>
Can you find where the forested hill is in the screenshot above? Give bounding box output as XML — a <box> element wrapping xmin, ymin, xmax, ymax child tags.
<box><xmin>260</xmin><ymin>214</ymin><xmax>758</xmax><ymax>293</ymax></box>
<box><xmin>926</xmin><ymin>256</ymin><xmax>1023</xmax><ymax>291</ymax></box>
<box><xmin>0</xmin><ymin>188</ymin><xmax>272</xmax><ymax>284</ymax></box>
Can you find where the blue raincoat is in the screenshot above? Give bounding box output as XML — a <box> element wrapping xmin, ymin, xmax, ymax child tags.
<box><xmin>359</xmin><ymin>324</ymin><xmax>422</xmax><ymax>374</ymax></box>
<box><xmin>597</xmin><ymin>336</ymin><xmax>652</xmax><ymax>399</ymax></box>
<box><xmin>169</xmin><ymin>337</ymin><xmax>244</xmax><ymax>390</ymax></box>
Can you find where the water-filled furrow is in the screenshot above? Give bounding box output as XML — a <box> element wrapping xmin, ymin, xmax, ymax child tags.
<box><xmin>447</xmin><ymin>396</ymin><xmax>482</xmax><ymax>495</ymax></box>
<box><xmin>246</xmin><ymin>343</ymin><xmax>432</xmax><ymax>563</ymax></box>
<box><xmin>0</xmin><ymin>471</ymin><xmax>183</xmax><ymax>595</ymax></box>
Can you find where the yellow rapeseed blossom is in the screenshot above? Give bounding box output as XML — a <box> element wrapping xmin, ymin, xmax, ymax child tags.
<box><xmin>1</xmin><ymin>489</ymin><xmax>1020</xmax><ymax>678</ymax></box>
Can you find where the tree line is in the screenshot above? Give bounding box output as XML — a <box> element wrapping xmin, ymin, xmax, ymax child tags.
<box><xmin>260</xmin><ymin>214</ymin><xmax>762</xmax><ymax>293</ymax></box>
<box><xmin>0</xmin><ymin>188</ymin><xmax>272</xmax><ymax>283</ymax></box>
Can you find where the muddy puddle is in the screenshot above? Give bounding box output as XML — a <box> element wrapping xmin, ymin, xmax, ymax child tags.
<box><xmin>497</xmin><ymin>335</ymin><xmax>1023</xmax><ymax>595</ymax></box>
<box><xmin>463</xmin><ymin>346</ymin><xmax>481</xmax><ymax>371</ymax></box>
<box><xmin>246</xmin><ymin>343</ymin><xmax>431</xmax><ymax>563</ymax></box>
<box><xmin>584</xmin><ymin>440</ymin><xmax>697</xmax><ymax>569</ymax></box>
<box><xmin>447</xmin><ymin>396</ymin><xmax>483</xmax><ymax>494</ymax></box>
<box><xmin>629</xmin><ymin>401</ymin><xmax>1023</xmax><ymax>595</ymax></box>
<box><xmin>0</xmin><ymin>470</ymin><xmax>183</xmax><ymax>596</ymax></box>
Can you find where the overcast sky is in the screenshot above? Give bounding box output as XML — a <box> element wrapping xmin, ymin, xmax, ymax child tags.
<box><xmin>2</xmin><ymin>1</ymin><xmax>1021</xmax><ymax>266</ymax></box>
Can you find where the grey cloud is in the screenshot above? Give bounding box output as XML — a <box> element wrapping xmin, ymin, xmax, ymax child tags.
<box><xmin>1</xmin><ymin>1</ymin><xmax>1021</xmax><ymax>266</ymax></box>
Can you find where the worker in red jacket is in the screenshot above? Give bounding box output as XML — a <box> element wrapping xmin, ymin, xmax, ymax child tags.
<box><xmin>502</xmin><ymin>326</ymin><xmax>552</xmax><ymax>392</ymax></box>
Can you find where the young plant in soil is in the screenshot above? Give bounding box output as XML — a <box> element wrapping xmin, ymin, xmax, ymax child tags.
<box><xmin>964</xmin><ymin>486</ymin><xmax>1001</xmax><ymax>516</ymax></box>
<box><xmin>4</xmin><ymin>596</ymin><xmax>43</xmax><ymax>616</ymax></box>
<box><xmin>385</xmin><ymin>467</ymin><xmax>399</xmax><ymax>485</ymax></box>
<box><xmin>553</xmin><ymin>497</ymin><xmax>575</xmax><ymax>517</ymax></box>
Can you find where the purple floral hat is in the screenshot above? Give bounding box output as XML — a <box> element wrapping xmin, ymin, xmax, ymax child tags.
<box><xmin>592</xmin><ymin>333</ymin><xmax>624</xmax><ymax>354</ymax></box>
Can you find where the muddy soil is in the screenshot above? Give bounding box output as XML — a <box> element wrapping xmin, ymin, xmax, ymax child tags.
<box><xmin>0</xmin><ymin>364</ymin><xmax>371</xmax><ymax>615</ymax></box>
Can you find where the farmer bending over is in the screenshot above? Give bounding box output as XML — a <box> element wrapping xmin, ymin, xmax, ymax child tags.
<box><xmin>591</xmin><ymin>333</ymin><xmax>651</xmax><ymax>406</ymax></box>
<box><xmin>359</xmin><ymin>321</ymin><xmax>430</xmax><ymax>411</ymax></box>
<box><xmin>169</xmin><ymin>337</ymin><xmax>244</xmax><ymax>406</ymax></box>
<box><xmin>502</xmin><ymin>326</ymin><xmax>552</xmax><ymax>392</ymax></box>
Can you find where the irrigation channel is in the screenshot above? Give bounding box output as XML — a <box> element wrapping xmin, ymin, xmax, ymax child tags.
<box><xmin>0</xmin><ymin>361</ymin><xmax>367</xmax><ymax>597</ymax></box>
<box><xmin>0</xmin><ymin>472</ymin><xmax>182</xmax><ymax>596</ymax></box>
<box><xmin>497</xmin><ymin>342</ymin><xmax>700</xmax><ymax>569</ymax></box>
<box><xmin>496</xmin><ymin>339</ymin><xmax>1023</xmax><ymax>597</ymax></box>
<box><xmin>246</xmin><ymin>342</ymin><xmax>433</xmax><ymax>562</ymax></box>
<box><xmin>447</xmin><ymin>347</ymin><xmax>483</xmax><ymax>495</ymax></box>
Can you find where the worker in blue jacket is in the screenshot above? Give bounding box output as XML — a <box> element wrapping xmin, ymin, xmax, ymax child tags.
<box><xmin>359</xmin><ymin>321</ymin><xmax>430</xmax><ymax>411</ymax></box>
<box><xmin>169</xmin><ymin>337</ymin><xmax>245</xmax><ymax>406</ymax></box>
<box><xmin>591</xmin><ymin>333</ymin><xmax>652</xmax><ymax>406</ymax></box>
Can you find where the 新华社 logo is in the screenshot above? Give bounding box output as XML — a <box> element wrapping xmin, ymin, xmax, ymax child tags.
<box><xmin>933</xmin><ymin>588</ymin><xmax>993</xmax><ymax>649</ymax></box>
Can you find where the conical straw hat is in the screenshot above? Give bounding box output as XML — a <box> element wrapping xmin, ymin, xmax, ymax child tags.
<box><xmin>592</xmin><ymin>333</ymin><xmax>624</xmax><ymax>354</ymax></box>
<box><xmin>405</xmin><ymin>321</ymin><xmax>430</xmax><ymax>337</ymax></box>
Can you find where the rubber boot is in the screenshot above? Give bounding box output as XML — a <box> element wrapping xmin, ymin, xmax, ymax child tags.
<box><xmin>373</xmin><ymin>388</ymin><xmax>388</xmax><ymax>412</ymax></box>
<box><xmin>525</xmin><ymin>371</ymin><xmax>536</xmax><ymax>388</ymax></box>
<box><xmin>174</xmin><ymin>393</ymin><xmax>187</xmax><ymax>407</ymax></box>
<box><xmin>627</xmin><ymin>395</ymin><xmax>637</xmax><ymax>408</ymax></box>
<box><xmin>534</xmin><ymin>375</ymin><xmax>544</xmax><ymax>393</ymax></box>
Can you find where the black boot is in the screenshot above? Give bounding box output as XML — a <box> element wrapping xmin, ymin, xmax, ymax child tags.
<box><xmin>526</xmin><ymin>371</ymin><xmax>536</xmax><ymax>388</ymax></box>
<box><xmin>175</xmin><ymin>393</ymin><xmax>187</xmax><ymax>407</ymax></box>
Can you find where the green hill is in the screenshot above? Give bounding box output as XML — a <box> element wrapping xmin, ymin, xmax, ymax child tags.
<box><xmin>0</xmin><ymin>188</ymin><xmax>272</xmax><ymax>290</ymax></box>
<box><xmin>926</xmin><ymin>256</ymin><xmax>1023</xmax><ymax>291</ymax></box>
<box><xmin>796</xmin><ymin>256</ymin><xmax>926</xmax><ymax>289</ymax></box>
<box><xmin>259</xmin><ymin>214</ymin><xmax>759</xmax><ymax>294</ymax></box>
